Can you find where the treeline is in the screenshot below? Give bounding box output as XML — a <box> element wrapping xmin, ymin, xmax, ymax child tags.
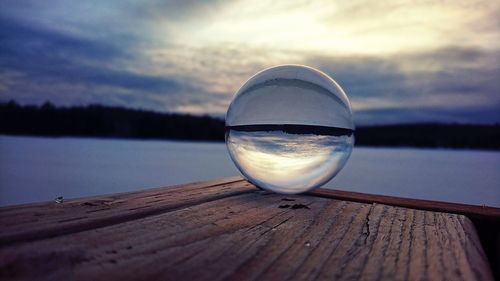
<box><xmin>356</xmin><ymin>124</ymin><xmax>499</xmax><ymax>150</ymax></box>
<box><xmin>0</xmin><ymin>101</ymin><xmax>224</xmax><ymax>141</ymax></box>
<box><xmin>1</xmin><ymin>101</ymin><xmax>498</xmax><ymax>149</ymax></box>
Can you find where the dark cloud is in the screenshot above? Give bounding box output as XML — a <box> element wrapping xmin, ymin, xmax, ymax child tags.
<box><xmin>128</xmin><ymin>0</ymin><xmax>226</xmax><ymax>21</ymax></box>
<box><xmin>416</xmin><ymin>67</ymin><xmax>500</xmax><ymax>95</ymax></box>
<box><xmin>305</xmin><ymin>47</ymin><xmax>500</xmax><ymax>124</ymax></box>
<box><xmin>308</xmin><ymin>47</ymin><xmax>499</xmax><ymax>96</ymax></box>
<box><xmin>0</xmin><ymin>17</ymin><xmax>125</xmax><ymax>62</ymax></box>
<box><xmin>355</xmin><ymin>106</ymin><xmax>500</xmax><ymax>125</ymax></box>
<box><xmin>0</xmin><ymin>17</ymin><xmax>186</xmax><ymax>102</ymax></box>
<box><xmin>310</xmin><ymin>57</ymin><xmax>406</xmax><ymax>96</ymax></box>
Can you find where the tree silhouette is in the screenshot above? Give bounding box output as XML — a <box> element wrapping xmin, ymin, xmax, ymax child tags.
<box><xmin>1</xmin><ymin>100</ymin><xmax>498</xmax><ymax>149</ymax></box>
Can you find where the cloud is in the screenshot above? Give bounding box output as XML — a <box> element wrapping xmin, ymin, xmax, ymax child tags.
<box><xmin>305</xmin><ymin>47</ymin><xmax>500</xmax><ymax>124</ymax></box>
<box><xmin>163</xmin><ymin>0</ymin><xmax>500</xmax><ymax>55</ymax></box>
<box><xmin>0</xmin><ymin>0</ymin><xmax>498</xmax><ymax>124</ymax></box>
<box><xmin>355</xmin><ymin>106</ymin><xmax>500</xmax><ymax>125</ymax></box>
<box><xmin>0</xmin><ymin>17</ymin><xmax>192</xmax><ymax>110</ymax></box>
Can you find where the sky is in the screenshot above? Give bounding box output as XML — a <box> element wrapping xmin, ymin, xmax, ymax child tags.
<box><xmin>0</xmin><ymin>0</ymin><xmax>499</xmax><ymax>125</ymax></box>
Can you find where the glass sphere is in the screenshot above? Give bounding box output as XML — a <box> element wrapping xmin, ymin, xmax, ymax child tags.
<box><xmin>225</xmin><ymin>65</ymin><xmax>354</xmax><ymax>194</ymax></box>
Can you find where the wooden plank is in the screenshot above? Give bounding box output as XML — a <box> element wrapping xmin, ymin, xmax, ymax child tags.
<box><xmin>309</xmin><ymin>188</ymin><xmax>500</xmax><ymax>220</ymax></box>
<box><xmin>0</xmin><ymin>182</ymin><xmax>493</xmax><ymax>281</ymax></box>
<box><xmin>4</xmin><ymin>175</ymin><xmax>497</xmax><ymax>248</ymax></box>
<box><xmin>0</xmin><ymin>177</ymin><xmax>252</xmax><ymax>245</ymax></box>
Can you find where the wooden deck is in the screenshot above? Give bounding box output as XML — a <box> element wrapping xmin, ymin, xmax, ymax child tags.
<box><xmin>0</xmin><ymin>177</ymin><xmax>497</xmax><ymax>281</ymax></box>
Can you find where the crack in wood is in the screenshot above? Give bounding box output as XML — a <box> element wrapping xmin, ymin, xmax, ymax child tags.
<box><xmin>363</xmin><ymin>204</ymin><xmax>375</xmax><ymax>245</ymax></box>
<box><xmin>0</xmin><ymin>178</ymin><xmax>494</xmax><ymax>281</ymax></box>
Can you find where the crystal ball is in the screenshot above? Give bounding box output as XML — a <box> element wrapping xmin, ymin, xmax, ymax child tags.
<box><xmin>225</xmin><ymin>65</ymin><xmax>354</xmax><ymax>194</ymax></box>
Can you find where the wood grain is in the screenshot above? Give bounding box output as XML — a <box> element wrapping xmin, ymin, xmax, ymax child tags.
<box><xmin>0</xmin><ymin>177</ymin><xmax>251</xmax><ymax>245</ymax></box>
<box><xmin>309</xmin><ymin>188</ymin><xmax>500</xmax><ymax>221</ymax></box>
<box><xmin>0</xmin><ymin>179</ymin><xmax>493</xmax><ymax>281</ymax></box>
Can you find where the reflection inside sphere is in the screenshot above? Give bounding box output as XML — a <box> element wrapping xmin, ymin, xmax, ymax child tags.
<box><xmin>226</xmin><ymin>125</ymin><xmax>353</xmax><ymax>194</ymax></box>
<box><xmin>225</xmin><ymin>65</ymin><xmax>355</xmax><ymax>194</ymax></box>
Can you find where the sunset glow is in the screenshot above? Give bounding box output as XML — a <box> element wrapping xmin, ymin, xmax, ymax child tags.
<box><xmin>0</xmin><ymin>0</ymin><xmax>499</xmax><ymax>124</ymax></box>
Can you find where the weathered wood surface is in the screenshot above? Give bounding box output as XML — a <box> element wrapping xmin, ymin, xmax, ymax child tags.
<box><xmin>0</xmin><ymin>176</ymin><xmax>249</xmax><ymax>245</ymax></box>
<box><xmin>0</xmin><ymin>178</ymin><xmax>494</xmax><ymax>281</ymax></box>
<box><xmin>309</xmin><ymin>188</ymin><xmax>500</xmax><ymax>220</ymax></box>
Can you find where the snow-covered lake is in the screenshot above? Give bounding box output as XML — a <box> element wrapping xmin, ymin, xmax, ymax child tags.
<box><xmin>1</xmin><ymin>135</ymin><xmax>499</xmax><ymax>207</ymax></box>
